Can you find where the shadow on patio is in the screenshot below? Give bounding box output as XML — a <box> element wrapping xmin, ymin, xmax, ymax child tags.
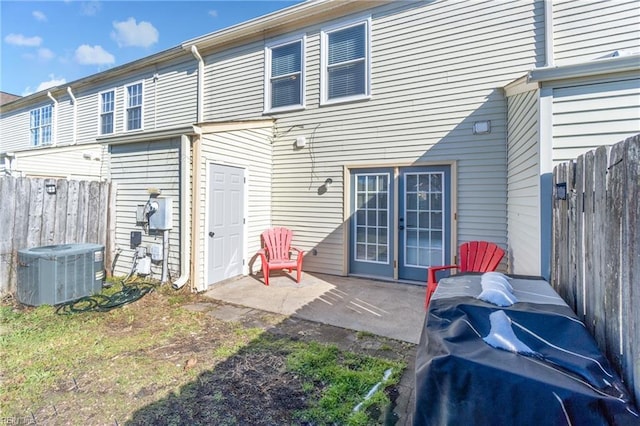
<box><xmin>203</xmin><ymin>272</ymin><xmax>427</xmax><ymax>344</ymax></box>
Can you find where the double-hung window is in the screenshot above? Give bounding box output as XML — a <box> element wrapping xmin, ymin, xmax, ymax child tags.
<box><xmin>265</xmin><ymin>36</ymin><xmax>304</xmax><ymax>112</ymax></box>
<box><xmin>30</xmin><ymin>105</ymin><xmax>52</xmax><ymax>146</ymax></box>
<box><xmin>125</xmin><ymin>82</ymin><xmax>143</xmax><ymax>131</ymax></box>
<box><xmin>99</xmin><ymin>90</ymin><xmax>115</xmax><ymax>135</ymax></box>
<box><xmin>321</xmin><ymin>18</ymin><xmax>371</xmax><ymax>105</ymax></box>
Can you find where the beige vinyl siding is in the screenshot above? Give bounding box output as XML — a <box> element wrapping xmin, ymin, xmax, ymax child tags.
<box><xmin>203</xmin><ymin>41</ymin><xmax>265</xmax><ymax>121</ymax></box>
<box><xmin>260</xmin><ymin>0</ymin><xmax>545</xmax><ymax>275</ymax></box>
<box><xmin>0</xmin><ymin>108</ymin><xmax>31</xmax><ymax>152</ymax></box>
<box><xmin>56</xmin><ymin>95</ymin><xmax>74</xmax><ymax>145</ymax></box>
<box><xmin>551</xmin><ymin>77</ymin><xmax>640</xmax><ymax>163</ymax></box>
<box><xmin>554</xmin><ymin>0</ymin><xmax>640</xmax><ymax>65</ymax></box>
<box><xmin>506</xmin><ymin>89</ymin><xmax>541</xmax><ymax>276</ymax></box>
<box><xmin>9</xmin><ymin>144</ymin><xmax>108</xmax><ymax>180</ymax></box>
<box><xmin>155</xmin><ymin>60</ymin><xmax>198</xmax><ymax>128</ymax></box>
<box><xmin>196</xmin><ymin>124</ymin><xmax>273</xmax><ymax>290</ymax></box>
<box><xmin>109</xmin><ymin>139</ymin><xmax>182</xmax><ymax>279</ymax></box>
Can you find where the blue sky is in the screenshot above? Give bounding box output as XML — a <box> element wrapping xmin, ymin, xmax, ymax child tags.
<box><xmin>0</xmin><ymin>0</ymin><xmax>304</xmax><ymax>96</ymax></box>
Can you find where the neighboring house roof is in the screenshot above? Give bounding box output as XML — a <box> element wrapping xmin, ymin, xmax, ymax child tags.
<box><xmin>0</xmin><ymin>91</ymin><xmax>20</xmax><ymax>105</ymax></box>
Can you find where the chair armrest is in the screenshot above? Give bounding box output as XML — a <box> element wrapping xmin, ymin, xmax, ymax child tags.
<box><xmin>427</xmin><ymin>265</ymin><xmax>459</xmax><ymax>285</ymax></box>
<box><xmin>290</xmin><ymin>246</ymin><xmax>303</xmax><ymax>255</ymax></box>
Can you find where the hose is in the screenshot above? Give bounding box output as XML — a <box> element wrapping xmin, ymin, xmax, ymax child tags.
<box><xmin>55</xmin><ymin>280</ymin><xmax>156</xmax><ymax>315</ymax></box>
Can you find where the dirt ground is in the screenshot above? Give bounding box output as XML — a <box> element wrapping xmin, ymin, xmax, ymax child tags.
<box><xmin>6</xmin><ymin>288</ymin><xmax>415</xmax><ymax>425</ymax></box>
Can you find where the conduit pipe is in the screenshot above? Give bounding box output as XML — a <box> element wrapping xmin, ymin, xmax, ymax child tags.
<box><xmin>190</xmin><ymin>45</ymin><xmax>204</xmax><ymax>123</ymax></box>
<box><xmin>172</xmin><ymin>134</ymin><xmax>192</xmax><ymax>289</ymax></box>
<box><xmin>47</xmin><ymin>91</ymin><xmax>58</xmax><ymax>145</ymax></box>
<box><xmin>66</xmin><ymin>87</ymin><xmax>78</xmax><ymax>144</ymax></box>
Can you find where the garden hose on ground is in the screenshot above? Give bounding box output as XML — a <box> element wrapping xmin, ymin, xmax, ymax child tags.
<box><xmin>55</xmin><ymin>281</ymin><xmax>156</xmax><ymax>315</ymax></box>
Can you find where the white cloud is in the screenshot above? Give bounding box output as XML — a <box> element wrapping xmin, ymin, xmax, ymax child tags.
<box><xmin>208</xmin><ymin>10</ymin><xmax>218</xmax><ymax>18</ymax></box>
<box><xmin>33</xmin><ymin>10</ymin><xmax>47</xmax><ymax>22</ymax></box>
<box><xmin>4</xmin><ymin>33</ymin><xmax>42</xmax><ymax>47</ymax></box>
<box><xmin>81</xmin><ymin>1</ymin><xmax>101</xmax><ymax>16</ymax></box>
<box><xmin>74</xmin><ymin>44</ymin><xmax>115</xmax><ymax>65</ymax></box>
<box><xmin>38</xmin><ymin>48</ymin><xmax>55</xmax><ymax>60</ymax></box>
<box><xmin>111</xmin><ymin>18</ymin><xmax>158</xmax><ymax>48</ymax></box>
<box><xmin>37</xmin><ymin>75</ymin><xmax>66</xmax><ymax>92</ymax></box>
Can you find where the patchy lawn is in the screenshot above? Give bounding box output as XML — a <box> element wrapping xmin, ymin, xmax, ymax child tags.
<box><xmin>1</xmin><ymin>281</ymin><xmax>412</xmax><ymax>425</ymax></box>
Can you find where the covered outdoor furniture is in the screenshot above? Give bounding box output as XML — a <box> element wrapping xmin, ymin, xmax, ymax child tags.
<box><xmin>257</xmin><ymin>227</ymin><xmax>304</xmax><ymax>286</ymax></box>
<box><xmin>425</xmin><ymin>241</ymin><xmax>504</xmax><ymax>307</ymax></box>
<box><xmin>414</xmin><ymin>274</ymin><xmax>639</xmax><ymax>425</ymax></box>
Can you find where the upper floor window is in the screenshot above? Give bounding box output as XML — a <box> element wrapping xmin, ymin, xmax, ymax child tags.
<box><xmin>321</xmin><ymin>18</ymin><xmax>371</xmax><ymax>105</ymax></box>
<box><xmin>30</xmin><ymin>105</ymin><xmax>52</xmax><ymax>146</ymax></box>
<box><xmin>125</xmin><ymin>82</ymin><xmax>143</xmax><ymax>131</ymax></box>
<box><xmin>265</xmin><ymin>37</ymin><xmax>305</xmax><ymax>112</ymax></box>
<box><xmin>100</xmin><ymin>90</ymin><xmax>115</xmax><ymax>135</ymax></box>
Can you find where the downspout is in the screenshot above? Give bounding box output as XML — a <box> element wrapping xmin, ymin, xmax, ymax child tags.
<box><xmin>47</xmin><ymin>91</ymin><xmax>58</xmax><ymax>145</ymax></box>
<box><xmin>544</xmin><ymin>0</ymin><xmax>554</xmax><ymax>67</ymax></box>
<box><xmin>66</xmin><ymin>87</ymin><xmax>78</xmax><ymax>145</ymax></box>
<box><xmin>190</xmin><ymin>45</ymin><xmax>204</xmax><ymax>123</ymax></box>
<box><xmin>190</xmin><ymin>135</ymin><xmax>202</xmax><ymax>291</ymax></box>
<box><xmin>172</xmin><ymin>134</ymin><xmax>193</xmax><ymax>289</ymax></box>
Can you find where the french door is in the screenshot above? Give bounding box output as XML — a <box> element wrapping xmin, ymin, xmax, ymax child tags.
<box><xmin>349</xmin><ymin>166</ymin><xmax>451</xmax><ymax>282</ymax></box>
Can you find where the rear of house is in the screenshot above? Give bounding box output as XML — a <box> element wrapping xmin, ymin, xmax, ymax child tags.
<box><xmin>1</xmin><ymin>0</ymin><xmax>638</xmax><ymax>294</ymax></box>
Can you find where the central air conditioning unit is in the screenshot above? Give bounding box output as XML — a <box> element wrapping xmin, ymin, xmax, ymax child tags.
<box><xmin>17</xmin><ymin>243</ymin><xmax>105</xmax><ymax>306</ymax></box>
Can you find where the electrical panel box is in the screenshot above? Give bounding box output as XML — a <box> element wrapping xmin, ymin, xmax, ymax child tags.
<box><xmin>136</xmin><ymin>257</ymin><xmax>151</xmax><ymax>275</ymax></box>
<box><xmin>130</xmin><ymin>231</ymin><xmax>142</xmax><ymax>248</ymax></box>
<box><xmin>148</xmin><ymin>197</ymin><xmax>173</xmax><ymax>230</ymax></box>
<box><xmin>149</xmin><ymin>244</ymin><xmax>163</xmax><ymax>262</ymax></box>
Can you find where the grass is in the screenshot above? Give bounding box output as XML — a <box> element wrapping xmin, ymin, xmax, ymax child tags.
<box><xmin>0</xmin><ymin>280</ymin><xmax>407</xmax><ymax>424</ymax></box>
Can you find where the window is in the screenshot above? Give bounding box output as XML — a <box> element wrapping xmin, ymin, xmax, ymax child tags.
<box><xmin>321</xmin><ymin>18</ymin><xmax>370</xmax><ymax>105</ymax></box>
<box><xmin>30</xmin><ymin>105</ymin><xmax>52</xmax><ymax>146</ymax></box>
<box><xmin>265</xmin><ymin>37</ymin><xmax>304</xmax><ymax>112</ymax></box>
<box><xmin>99</xmin><ymin>90</ymin><xmax>115</xmax><ymax>135</ymax></box>
<box><xmin>125</xmin><ymin>82</ymin><xmax>143</xmax><ymax>131</ymax></box>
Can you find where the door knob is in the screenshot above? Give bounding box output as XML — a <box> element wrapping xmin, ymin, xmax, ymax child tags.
<box><xmin>209</xmin><ymin>231</ymin><xmax>215</xmax><ymax>237</ymax></box>
<box><xmin>399</xmin><ymin>225</ymin><xmax>405</xmax><ymax>230</ymax></box>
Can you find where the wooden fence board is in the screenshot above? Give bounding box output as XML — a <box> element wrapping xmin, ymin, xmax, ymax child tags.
<box><xmin>553</xmin><ymin>134</ymin><xmax>639</xmax><ymax>406</ymax></box>
<box><xmin>0</xmin><ymin>177</ymin><xmax>112</xmax><ymax>294</ymax></box>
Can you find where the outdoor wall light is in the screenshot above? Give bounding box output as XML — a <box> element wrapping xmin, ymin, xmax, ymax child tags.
<box><xmin>473</xmin><ymin>120</ymin><xmax>491</xmax><ymax>135</ymax></box>
<box><xmin>45</xmin><ymin>183</ymin><xmax>57</xmax><ymax>195</ymax></box>
<box><xmin>555</xmin><ymin>182</ymin><xmax>567</xmax><ymax>200</ymax></box>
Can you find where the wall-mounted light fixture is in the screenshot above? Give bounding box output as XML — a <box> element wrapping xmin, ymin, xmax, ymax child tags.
<box><xmin>555</xmin><ymin>182</ymin><xmax>567</xmax><ymax>200</ymax></box>
<box><xmin>45</xmin><ymin>183</ymin><xmax>57</xmax><ymax>195</ymax></box>
<box><xmin>472</xmin><ymin>120</ymin><xmax>491</xmax><ymax>135</ymax></box>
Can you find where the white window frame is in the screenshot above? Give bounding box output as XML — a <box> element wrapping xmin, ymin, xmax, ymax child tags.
<box><xmin>320</xmin><ymin>16</ymin><xmax>372</xmax><ymax>106</ymax></box>
<box><xmin>98</xmin><ymin>89</ymin><xmax>116</xmax><ymax>135</ymax></box>
<box><xmin>30</xmin><ymin>104</ymin><xmax>53</xmax><ymax>146</ymax></box>
<box><xmin>124</xmin><ymin>81</ymin><xmax>144</xmax><ymax>131</ymax></box>
<box><xmin>264</xmin><ymin>34</ymin><xmax>306</xmax><ymax>114</ymax></box>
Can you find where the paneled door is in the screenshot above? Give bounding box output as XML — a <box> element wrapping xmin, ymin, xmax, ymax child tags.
<box><xmin>207</xmin><ymin>163</ymin><xmax>245</xmax><ymax>286</ymax></box>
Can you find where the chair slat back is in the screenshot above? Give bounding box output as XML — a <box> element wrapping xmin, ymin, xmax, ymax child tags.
<box><xmin>262</xmin><ymin>227</ymin><xmax>293</xmax><ymax>261</ymax></box>
<box><xmin>459</xmin><ymin>241</ymin><xmax>504</xmax><ymax>273</ymax></box>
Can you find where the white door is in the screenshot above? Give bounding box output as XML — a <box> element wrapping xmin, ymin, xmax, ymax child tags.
<box><xmin>207</xmin><ymin>163</ymin><xmax>245</xmax><ymax>285</ymax></box>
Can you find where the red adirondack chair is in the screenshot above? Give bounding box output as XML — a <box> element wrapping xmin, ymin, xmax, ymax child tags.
<box><xmin>257</xmin><ymin>227</ymin><xmax>304</xmax><ymax>286</ymax></box>
<box><xmin>425</xmin><ymin>241</ymin><xmax>505</xmax><ymax>308</ymax></box>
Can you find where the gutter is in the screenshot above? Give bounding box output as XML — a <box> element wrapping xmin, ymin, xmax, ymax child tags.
<box><xmin>46</xmin><ymin>91</ymin><xmax>58</xmax><ymax>146</ymax></box>
<box><xmin>67</xmin><ymin>87</ymin><xmax>78</xmax><ymax>145</ymax></box>
<box><xmin>528</xmin><ymin>54</ymin><xmax>640</xmax><ymax>84</ymax></box>
<box><xmin>172</xmin><ymin>133</ymin><xmax>193</xmax><ymax>290</ymax></box>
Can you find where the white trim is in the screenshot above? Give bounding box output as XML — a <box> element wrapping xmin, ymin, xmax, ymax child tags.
<box><xmin>97</xmin><ymin>88</ymin><xmax>116</xmax><ymax>136</ymax></box>
<box><xmin>264</xmin><ymin>34</ymin><xmax>306</xmax><ymax>114</ymax></box>
<box><xmin>123</xmin><ymin>80</ymin><xmax>145</xmax><ymax>132</ymax></box>
<box><xmin>528</xmin><ymin>55</ymin><xmax>640</xmax><ymax>84</ymax></box>
<box><xmin>320</xmin><ymin>15</ymin><xmax>372</xmax><ymax>106</ymax></box>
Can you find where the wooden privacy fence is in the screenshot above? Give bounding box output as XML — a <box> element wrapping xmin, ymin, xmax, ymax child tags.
<box><xmin>0</xmin><ymin>176</ymin><xmax>115</xmax><ymax>295</ymax></box>
<box><xmin>552</xmin><ymin>134</ymin><xmax>639</xmax><ymax>405</ymax></box>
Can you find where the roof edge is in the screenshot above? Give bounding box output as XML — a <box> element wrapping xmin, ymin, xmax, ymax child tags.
<box><xmin>527</xmin><ymin>54</ymin><xmax>640</xmax><ymax>83</ymax></box>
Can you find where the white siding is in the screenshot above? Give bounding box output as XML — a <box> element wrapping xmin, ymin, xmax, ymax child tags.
<box><xmin>155</xmin><ymin>60</ymin><xmax>198</xmax><ymax>128</ymax></box>
<box><xmin>554</xmin><ymin>0</ymin><xmax>640</xmax><ymax>65</ymax></box>
<box><xmin>551</xmin><ymin>77</ymin><xmax>640</xmax><ymax>162</ymax></box>
<box><xmin>109</xmin><ymin>139</ymin><xmax>182</xmax><ymax>279</ymax></box>
<box><xmin>10</xmin><ymin>144</ymin><xmax>108</xmax><ymax>180</ymax></box>
<box><xmin>506</xmin><ymin>89</ymin><xmax>541</xmax><ymax>276</ymax></box>
<box><xmin>197</xmin><ymin>125</ymin><xmax>273</xmax><ymax>289</ymax></box>
<box><xmin>0</xmin><ymin>108</ymin><xmax>31</xmax><ymax>152</ymax></box>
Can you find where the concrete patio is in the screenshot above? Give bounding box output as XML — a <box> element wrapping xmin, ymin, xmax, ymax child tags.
<box><xmin>203</xmin><ymin>271</ymin><xmax>427</xmax><ymax>344</ymax></box>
